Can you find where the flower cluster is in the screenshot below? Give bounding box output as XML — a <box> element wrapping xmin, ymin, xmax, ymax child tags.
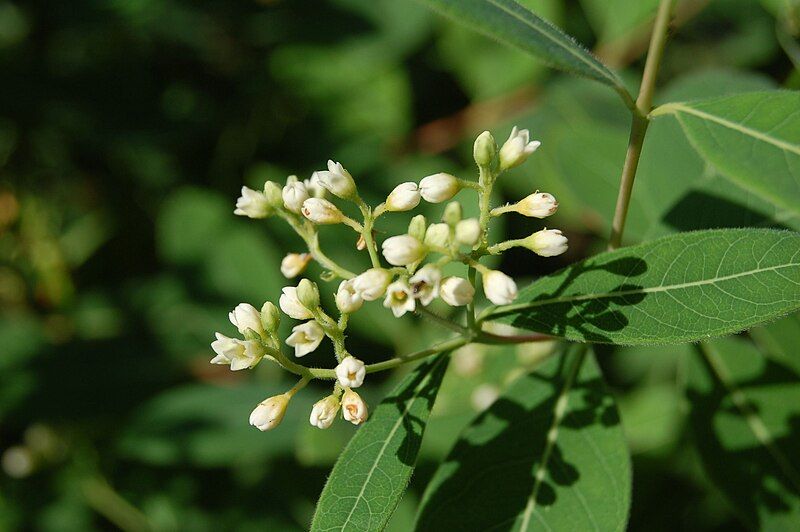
<box><xmin>212</xmin><ymin>127</ymin><xmax>567</xmax><ymax>432</ymax></box>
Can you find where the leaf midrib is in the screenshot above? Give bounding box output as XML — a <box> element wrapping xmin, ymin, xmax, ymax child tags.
<box><xmin>493</xmin><ymin>262</ymin><xmax>800</xmax><ymax>317</ymax></box>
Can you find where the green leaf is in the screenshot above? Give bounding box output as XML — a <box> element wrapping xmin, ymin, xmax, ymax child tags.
<box><xmin>311</xmin><ymin>355</ymin><xmax>450</xmax><ymax>532</ymax></box>
<box><xmin>414</xmin><ymin>0</ymin><xmax>625</xmax><ymax>90</ymax></box>
<box><xmin>688</xmin><ymin>337</ymin><xmax>800</xmax><ymax>529</ymax></box>
<box><xmin>415</xmin><ymin>346</ymin><xmax>631</xmax><ymax>531</ymax></box>
<box><xmin>652</xmin><ymin>91</ymin><xmax>800</xmax><ymax>218</ymax></box>
<box><xmin>492</xmin><ymin>229</ymin><xmax>800</xmax><ymax>345</ymax></box>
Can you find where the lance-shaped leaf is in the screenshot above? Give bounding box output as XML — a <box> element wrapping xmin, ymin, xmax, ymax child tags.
<box><xmin>415</xmin><ymin>346</ymin><xmax>631</xmax><ymax>531</ymax></box>
<box><xmin>310</xmin><ymin>355</ymin><xmax>450</xmax><ymax>532</ymax></box>
<box><xmin>489</xmin><ymin>229</ymin><xmax>800</xmax><ymax>345</ymax></box>
<box><xmin>688</xmin><ymin>337</ymin><xmax>800</xmax><ymax>529</ymax></box>
<box><xmin>413</xmin><ymin>0</ymin><xmax>626</xmax><ymax>91</ymax></box>
<box><xmin>651</xmin><ymin>92</ymin><xmax>800</xmax><ymax>217</ymax></box>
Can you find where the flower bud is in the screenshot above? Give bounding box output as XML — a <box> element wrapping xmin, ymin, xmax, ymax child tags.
<box><xmin>516</xmin><ymin>192</ymin><xmax>558</xmax><ymax>218</ymax></box>
<box><xmin>499</xmin><ymin>126</ymin><xmax>541</xmax><ymax>170</ymax></box>
<box><xmin>336</xmin><ymin>279</ymin><xmax>364</xmax><ymax>313</ymax></box>
<box><xmin>279</xmin><ymin>286</ymin><xmax>313</xmax><ymax>320</ymax></box>
<box><xmin>353</xmin><ymin>268</ymin><xmax>392</xmax><ymax>301</ymax></box>
<box><xmin>250</xmin><ymin>393</ymin><xmax>290</xmax><ymax>431</ymax></box>
<box><xmin>440</xmin><ymin>276</ymin><xmax>475</xmax><ymax>306</ymax></box>
<box><xmin>409</xmin><ymin>264</ymin><xmax>441</xmax><ymax>306</ymax></box>
<box><xmin>263</xmin><ymin>181</ymin><xmax>284</xmax><ymax>209</ymax></box>
<box><xmin>229</xmin><ymin>303</ymin><xmax>265</xmax><ymax>336</ymax></box>
<box><xmin>281</xmin><ymin>252</ymin><xmax>312</xmax><ymax>278</ymax></box>
<box><xmin>301</xmin><ymin>198</ymin><xmax>344</xmax><ymax>224</ymax></box>
<box><xmin>305</xmin><ymin>171</ymin><xmax>327</xmax><ymax>198</ymax></box>
<box><xmin>282</xmin><ymin>178</ymin><xmax>309</xmax><ymax>213</ymax></box>
<box><xmin>473</xmin><ymin>130</ymin><xmax>497</xmax><ymax>167</ymax></box>
<box><xmin>341</xmin><ymin>389</ymin><xmax>369</xmax><ymax>425</ymax></box>
<box><xmin>424</xmin><ymin>223</ymin><xmax>451</xmax><ymax>248</ymax></box>
<box><xmin>482</xmin><ymin>270</ymin><xmax>518</xmax><ymax>305</ymax></box>
<box><xmin>296</xmin><ymin>278</ymin><xmax>320</xmax><ymax>310</ymax></box>
<box><xmin>407</xmin><ymin>214</ymin><xmax>427</xmax><ymax>241</ymax></box>
<box><xmin>335</xmin><ymin>356</ymin><xmax>366</xmax><ymax>388</ymax></box>
<box><xmin>419</xmin><ymin>173</ymin><xmax>460</xmax><ymax>203</ymax></box>
<box><xmin>210</xmin><ymin>333</ymin><xmax>264</xmax><ymax>370</ymax></box>
<box><xmin>386</xmin><ymin>182</ymin><xmax>421</xmax><ymax>212</ymax></box>
<box><xmin>442</xmin><ymin>201</ymin><xmax>462</xmax><ymax>227</ymax></box>
<box><xmin>383</xmin><ymin>279</ymin><xmax>416</xmax><ymax>317</ymax></box>
<box><xmin>234</xmin><ymin>186</ymin><xmax>271</xmax><ymax>218</ymax></box>
<box><xmin>310</xmin><ymin>395</ymin><xmax>340</xmax><ymax>429</ymax></box>
<box><xmin>524</xmin><ymin>228</ymin><xmax>568</xmax><ymax>257</ymax></box>
<box><xmin>455</xmin><ymin>218</ymin><xmax>481</xmax><ymax>246</ymax></box>
<box><xmin>286</xmin><ymin>320</ymin><xmax>325</xmax><ymax>357</ymax></box>
<box><xmin>317</xmin><ymin>160</ymin><xmax>357</xmax><ymax>199</ymax></box>
<box><xmin>260</xmin><ymin>301</ymin><xmax>281</xmax><ymax>333</ymax></box>
<box><xmin>381</xmin><ymin>235</ymin><xmax>427</xmax><ymax>266</ymax></box>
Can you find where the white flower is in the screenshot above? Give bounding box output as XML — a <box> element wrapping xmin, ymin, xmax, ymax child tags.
<box><xmin>280</xmin><ymin>253</ymin><xmax>311</xmax><ymax>278</ymax></box>
<box><xmin>279</xmin><ymin>286</ymin><xmax>313</xmax><ymax>319</ymax></box>
<box><xmin>234</xmin><ymin>186</ymin><xmax>271</xmax><ymax>218</ymax></box>
<box><xmin>526</xmin><ymin>228</ymin><xmax>568</xmax><ymax>257</ymax></box>
<box><xmin>305</xmin><ymin>172</ymin><xmax>327</xmax><ymax>198</ymax></box>
<box><xmin>341</xmin><ymin>389</ymin><xmax>369</xmax><ymax>425</ymax></box>
<box><xmin>483</xmin><ymin>270</ymin><xmax>518</xmax><ymax>305</ymax></box>
<box><xmin>317</xmin><ymin>160</ymin><xmax>357</xmax><ymax>199</ymax></box>
<box><xmin>386</xmin><ymin>182</ymin><xmax>421</xmax><ymax>212</ymax></box>
<box><xmin>499</xmin><ymin>126</ymin><xmax>541</xmax><ymax>170</ymax></box>
<box><xmin>250</xmin><ymin>394</ymin><xmax>289</xmax><ymax>431</ymax></box>
<box><xmin>210</xmin><ymin>333</ymin><xmax>264</xmax><ymax>370</ymax></box>
<box><xmin>335</xmin><ymin>356</ymin><xmax>366</xmax><ymax>388</ymax></box>
<box><xmin>409</xmin><ymin>264</ymin><xmax>441</xmax><ymax>306</ymax></box>
<box><xmin>424</xmin><ymin>223</ymin><xmax>451</xmax><ymax>248</ymax></box>
<box><xmin>419</xmin><ymin>173</ymin><xmax>460</xmax><ymax>203</ymax></box>
<box><xmin>353</xmin><ymin>268</ymin><xmax>392</xmax><ymax>301</ymax></box>
<box><xmin>228</xmin><ymin>303</ymin><xmax>264</xmax><ymax>336</ymax></box>
<box><xmin>440</xmin><ymin>277</ymin><xmax>475</xmax><ymax>306</ymax></box>
<box><xmin>381</xmin><ymin>235</ymin><xmax>426</xmax><ymax>266</ymax></box>
<box><xmin>286</xmin><ymin>321</ymin><xmax>325</xmax><ymax>357</ymax></box>
<box><xmin>336</xmin><ymin>279</ymin><xmax>363</xmax><ymax>313</ymax></box>
<box><xmin>310</xmin><ymin>395</ymin><xmax>340</xmax><ymax>429</ymax></box>
<box><xmin>282</xmin><ymin>179</ymin><xmax>309</xmax><ymax>213</ymax></box>
<box><xmin>455</xmin><ymin>218</ymin><xmax>481</xmax><ymax>246</ymax></box>
<box><xmin>515</xmin><ymin>192</ymin><xmax>558</xmax><ymax>218</ymax></box>
<box><xmin>301</xmin><ymin>198</ymin><xmax>344</xmax><ymax>224</ymax></box>
<box><xmin>383</xmin><ymin>279</ymin><xmax>416</xmax><ymax>317</ymax></box>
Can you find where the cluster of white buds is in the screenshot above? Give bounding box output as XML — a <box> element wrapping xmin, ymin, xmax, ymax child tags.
<box><xmin>220</xmin><ymin>127</ymin><xmax>567</xmax><ymax>432</ymax></box>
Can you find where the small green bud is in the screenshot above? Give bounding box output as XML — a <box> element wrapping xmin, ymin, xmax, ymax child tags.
<box><xmin>442</xmin><ymin>201</ymin><xmax>462</xmax><ymax>227</ymax></box>
<box><xmin>408</xmin><ymin>214</ymin><xmax>427</xmax><ymax>241</ymax></box>
<box><xmin>473</xmin><ymin>130</ymin><xmax>497</xmax><ymax>167</ymax></box>
<box><xmin>296</xmin><ymin>279</ymin><xmax>320</xmax><ymax>310</ymax></box>
<box><xmin>260</xmin><ymin>301</ymin><xmax>281</xmax><ymax>333</ymax></box>
<box><xmin>263</xmin><ymin>181</ymin><xmax>283</xmax><ymax>209</ymax></box>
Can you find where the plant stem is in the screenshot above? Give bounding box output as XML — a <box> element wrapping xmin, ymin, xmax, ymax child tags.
<box><xmin>466</xmin><ymin>266</ymin><xmax>477</xmax><ymax>330</ymax></box>
<box><xmin>360</xmin><ymin>205</ymin><xmax>382</xmax><ymax>269</ymax></box>
<box><xmin>608</xmin><ymin>0</ymin><xmax>675</xmax><ymax>250</ymax></box>
<box><xmin>476</xmin><ymin>166</ymin><xmax>494</xmax><ymax>252</ymax></box>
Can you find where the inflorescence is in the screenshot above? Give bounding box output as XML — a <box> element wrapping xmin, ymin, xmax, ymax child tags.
<box><xmin>211</xmin><ymin>127</ymin><xmax>568</xmax><ymax>432</ymax></box>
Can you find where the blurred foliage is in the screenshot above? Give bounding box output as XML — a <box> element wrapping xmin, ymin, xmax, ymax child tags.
<box><xmin>0</xmin><ymin>0</ymin><xmax>798</xmax><ymax>530</ymax></box>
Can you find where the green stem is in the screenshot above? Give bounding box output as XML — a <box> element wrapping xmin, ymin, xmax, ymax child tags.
<box><xmin>476</xmin><ymin>166</ymin><xmax>494</xmax><ymax>252</ymax></box>
<box><xmin>360</xmin><ymin>204</ymin><xmax>382</xmax><ymax>269</ymax></box>
<box><xmin>279</xmin><ymin>211</ymin><xmax>356</xmax><ymax>279</ymax></box>
<box><xmin>466</xmin><ymin>266</ymin><xmax>477</xmax><ymax>330</ymax></box>
<box><xmin>608</xmin><ymin>0</ymin><xmax>674</xmax><ymax>250</ymax></box>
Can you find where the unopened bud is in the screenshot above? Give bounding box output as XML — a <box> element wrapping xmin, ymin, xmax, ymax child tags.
<box><xmin>234</xmin><ymin>186</ymin><xmax>272</xmax><ymax>219</ymax></box>
<box><xmin>310</xmin><ymin>395</ymin><xmax>340</xmax><ymax>429</ymax></box>
<box><xmin>408</xmin><ymin>214</ymin><xmax>427</xmax><ymax>241</ymax></box>
<box><xmin>263</xmin><ymin>181</ymin><xmax>284</xmax><ymax>209</ymax></box>
<box><xmin>523</xmin><ymin>228</ymin><xmax>568</xmax><ymax>257</ymax></box>
<box><xmin>336</xmin><ymin>279</ymin><xmax>364</xmax><ymax>313</ymax></box>
<box><xmin>296</xmin><ymin>278</ymin><xmax>320</xmax><ymax>310</ymax></box>
<box><xmin>499</xmin><ymin>126</ymin><xmax>541</xmax><ymax>170</ymax></box>
<box><xmin>473</xmin><ymin>130</ymin><xmax>497</xmax><ymax>167</ymax></box>
<box><xmin>455</xmin><ymin>218</ymin><xmax>481</xmax><ymax>246</ymax></box>
<box><xmin>301</xmin><ymin>198</ymin><xmax>344</xmax><ymax>224</ymax></box>
<box><xmin>482</xmin><ymin>269</ymin><xmax>518</xmax><ymax>305</ymax></box>
<box><xmin>419</xmin><ymin>173</ymin><xmax>460</xmax><ymax>203</ymax></box>
<box><xmin>279</xmin><ymin>286</ymin><xmax>313</xmax><ymax>319</ymax></box>
<box><xmin>381</xmin><ymin>235</ymin><xmax>427</xmax><ymax>266</ymax></box>
<box><xmin>281</xmin><ymin>252</ymin><xmax>312</xmax><ymax>278</ymax></box>
<box><xmin>317</xmin><ymin>160</ymin><xmax>357</xmax><ymax>199</ymax></box>
<box><xmin>260</xmin><ymin>301</ymin><xmax>281</xmax><ymax>333</ymax></box>
<box><xmin>353</xmin><ymin>268</ymin><xmax>393</xmax><ymax>301</ymax></box>
<box><xmin>440</xmin><ymin>277</ymin><xmax>475</xmax><ymax>306</ymax></box>
<box><xmin>386</xmin><ymin>182</ymin><xmax>421</xmax><ymax>212</ymax></box>
<box><xmin>515</xmin><ymin>192</ymin><xmax>558</xmax><ymax>218</ymax></box>
<box><xmin>424</xmin><ymin>223</ymin><xmax>451</xmax><ymax>248</ymax></box>
<box><xmin>341</xmin><ymin>389</ymin><xmax>369</xmax><ymax>425</ymax></box>
<box><xmin>282</xmin><ymin>177</ymin><xmax>309</xmax><ymax>213</ymax></box>
<box><xmin>442</xmin><ymin>201</ymin><xmax>462</xmax><ymax>227</ymax></box>
<box><xmin>229</xmin><ymin>303</ymin><xmax>264</xmax><ymax>336</ymax></box>
<box><xmin>250</xmin><ymin>393</ymin><xmax>290</xmax><ymax>431</ymax></box>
